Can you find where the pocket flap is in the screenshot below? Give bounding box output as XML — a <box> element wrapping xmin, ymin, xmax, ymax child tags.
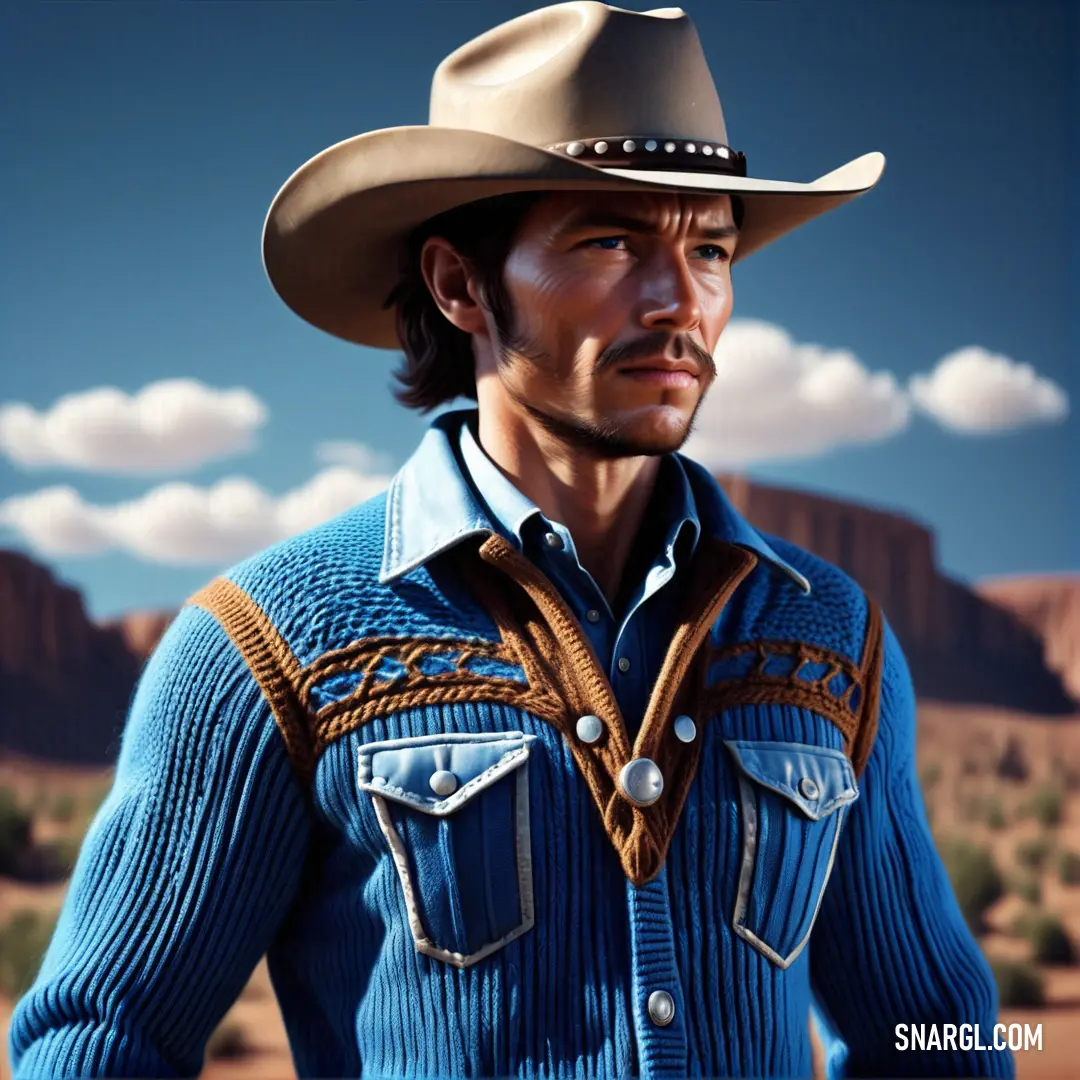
<box><xmin>725</xmin><ymin>740</ymin><xmax>858</xmax><ymax>820</ymax></box>
<box><xmin>357</xmin><ymin>730</ymin><xmax>535</xmax><ymax>815</ymax></box>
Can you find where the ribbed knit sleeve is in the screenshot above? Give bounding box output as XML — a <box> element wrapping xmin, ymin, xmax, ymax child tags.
<box><xmin>7</xmin><ymin>604</ymin><xmax>314</xmax><ymax>1078</ymax></box>
<box><xmin>810</xmin><ymin>616</ymin><xmax>1014</xmax><ymax>1077</ymax></box>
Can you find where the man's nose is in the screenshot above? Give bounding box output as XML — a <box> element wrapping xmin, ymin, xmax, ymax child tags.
<box><xmin>636</xmin><ymin>252</ymin><xmax>702</xmax><ymax>332</ymax></box>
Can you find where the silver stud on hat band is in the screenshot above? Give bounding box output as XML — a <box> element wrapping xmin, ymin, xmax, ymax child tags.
<box><xmin>545</xmin><ymin>136</ymin><xmax>747</xmax><ymax>177</ymax></box>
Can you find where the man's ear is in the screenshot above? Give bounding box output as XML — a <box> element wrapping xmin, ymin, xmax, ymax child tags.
<box><xmin>420</xmin><ymin>237</ymin><xmax>488</xmax><ymax>335</ymax></box>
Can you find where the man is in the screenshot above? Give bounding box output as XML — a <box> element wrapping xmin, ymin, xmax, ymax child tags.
<box><xmin>10</xmin><ymin>4</ymin><xmax>1012</xmax><ymax>1078</ymax></box>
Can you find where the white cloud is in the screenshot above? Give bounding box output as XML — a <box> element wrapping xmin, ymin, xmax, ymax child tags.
<box><xmin>0</xmin><ymin>379</ymin><xmax>268</xmax><ymax>474</ymax></box>
<box><xmin>682</xmin><ymin>319</ymin><xmax>911</xmax><ymax>468</ymax></box>
<box><xmin>909</xmin><ymin>346</ymin><xmax>1069</xmax><ymax>433</ymax></box>
<box><xmin>0</xmin><ymin>466</ymin><xmax>391</xmax><ymax>566</ymax></box>
<box><xmin>315</xmin><ymin>440</ymin><xmax>395</xmax><ymax>474</ymax></box>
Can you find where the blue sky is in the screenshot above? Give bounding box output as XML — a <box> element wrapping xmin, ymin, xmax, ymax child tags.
<box><xmin>1</xmin><ymin>0</ymin><xmax>1076</xmax><ymax>620</ymax></box>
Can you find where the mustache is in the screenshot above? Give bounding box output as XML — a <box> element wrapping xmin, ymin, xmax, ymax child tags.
<box><xmin>595</xmin><ymin>332</ymin><xmax>716</xmax><ymax>375</ymax></box>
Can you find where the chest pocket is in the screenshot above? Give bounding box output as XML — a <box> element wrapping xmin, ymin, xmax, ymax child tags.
<box><xmin>725</xmin><ymin>739</ymin><xmax>859</xmax><ymax>969</ymax></box>
<box><xmin>357</xmin><ymin>730</ymin><xmax>536</xmax><ymax>968</ymax></box>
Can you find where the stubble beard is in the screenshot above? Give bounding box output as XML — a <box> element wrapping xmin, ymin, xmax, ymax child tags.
<box><xmin>493</xmin><ymin>321</ymin><xmax>710</xmax><ymax>461</ymax></box>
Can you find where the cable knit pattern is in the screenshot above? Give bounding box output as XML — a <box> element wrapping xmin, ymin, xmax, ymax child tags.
<box><xmin>8</xmin><ymin>449</ymin><xmax>1011</xmax><ymax>1078</ymax></box>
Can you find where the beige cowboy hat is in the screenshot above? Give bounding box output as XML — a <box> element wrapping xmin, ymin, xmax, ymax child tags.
<box><xmin>263</xmin><ymin>1</ymin><xmax>885</xmax><ymax>350</ymax></box>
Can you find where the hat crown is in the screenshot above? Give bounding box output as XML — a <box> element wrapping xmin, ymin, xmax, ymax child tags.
<box><xmin>430</xmin><ymin>2</ymin><xmax>729</xmax><ymax>147</ymax></box>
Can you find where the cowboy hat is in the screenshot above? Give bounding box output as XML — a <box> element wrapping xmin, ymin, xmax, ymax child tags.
<box><xmin>262</xmin><ymin>2</ymin><xmax>885</xmax><ymax>350</ymax></box>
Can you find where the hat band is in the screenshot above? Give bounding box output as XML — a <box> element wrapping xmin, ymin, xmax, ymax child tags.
<box><xmin>546</xmin><ymin>136</ymin><xmax>747</xmax><ymax>176</ymax></box>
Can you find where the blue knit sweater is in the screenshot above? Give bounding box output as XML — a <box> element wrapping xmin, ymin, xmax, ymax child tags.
<box><xmin>8</xmin><ymin>414</ymin><xmax>1012</xmax><ymax>1079</ymax></box>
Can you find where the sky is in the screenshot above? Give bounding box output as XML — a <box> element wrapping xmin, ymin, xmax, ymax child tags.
<box><xmin>1</xmin><ymin>0</ymin><xmax>1076</xmax><ymax>620</ymax></box>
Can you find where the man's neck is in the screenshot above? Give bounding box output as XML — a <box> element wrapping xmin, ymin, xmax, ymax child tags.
<box><xmin>475</xmin><ymin>408</ymin><xmax>662</xmax><ymax>606</ymax></box>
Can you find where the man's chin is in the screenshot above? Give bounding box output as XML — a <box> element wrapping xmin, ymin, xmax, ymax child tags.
<box><xmin>610</xmin><ymin>404</ymin><xmax>699</xmax><ymax>452</ymax></box>
<box><xmin>518</xmin><ymin>398</ymin><xmax>699</xmax><ymax>459</ymax></box>
<box><xmin>573</xmin><ymin>410</ymin><xmax>696</xmax><ymax>459</ymax></box>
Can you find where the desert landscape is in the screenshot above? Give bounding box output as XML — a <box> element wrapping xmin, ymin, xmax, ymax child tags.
<box><xmin>1</xmin><ymin>477</ymin><xmax>1077</xmax><ymax>1079</ymax></box>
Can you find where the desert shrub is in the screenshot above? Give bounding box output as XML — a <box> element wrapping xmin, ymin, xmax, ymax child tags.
<box><xmin>1057</xmin><ymin>850</ymin><xmax>1080</xmax><ymax>886</ymax></box>
<box><xmin>1024</xmin><ymin>913</ymin><xmax>1076</xmax><ymax>965</ymax></box>
<box><xmin>957</xmin><ymin>793</ymin><xmax>983</xmax><ymax>824</ymax></box>
<box><xmin>1010</xmin><ymin>873</ymin><xmax>1042</xmax><ymax>905</ymax></box>
<box><xmin>48</xmin><ymin>792</ymin><xmax>77</xmax><ymax>825</ymax></box>
<box><xmin>0</xmin><ymin>786</ymin><xmax>33</xmax><ymax>875</ymax></box>
<box><xmin>0</xmin><ymin>907</ymin><xmax>59</xmax><ymax>998</ymax></box>
<box><xmin>206</xmin><ymin>1019</ymin><xmax>249</xmax><ymax>1060</ymax></box>
<box><xmin>989</xmin><ymin>959</ymin><xmax>1045</xmax><ymax>1008</ymax></box>
<box><xmin>959</xmin><ymin>793</ymin><xmax>1007</xmax><ymax>829</ymax></box>
<box><xmin>920</xmin><ymin>762</ymin><xmax>942</xmax><ymax>791</ymax></box>
<box><xmin>1026</xmin><ymin>784</ymin><xmax>1064</xmax><ymax>829</ymax></box>
<box><xmin>1014</xmin><ymin>837</ymin><xmax>1052</xmax><ymax>872</ymax></box>
<box><xmin>937</xmin><ymin>837</ymin><xmax>1004</xmax><ymax>931</ymax></box>
<box><xmin>984</xmin><ymin>797</ymin><xmax>1007</xmax><ymax>831</ymax></box>
<box><xmin>1010</xmin><ymin>908</ymin><xmax>1037</xmax><ymax>938</ymax></box>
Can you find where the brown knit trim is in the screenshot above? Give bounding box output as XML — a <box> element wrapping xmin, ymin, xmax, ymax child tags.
<box><xmin>699</xmin><ymin>591</ymin><xmax>887</xmax><ymax>778</ymax></box>
<box><xmin>851</xmin><ymin>592</ymin><xmax>884</xmax><ymax>778</ymax></box>
<box><xmin>701</xmin><ymin>640</ymin><xmax>864</xmax><ymax>745</ymax></box>
<box><xmin>299</xmin><ymin>635</ymin><xmax>565</xmax><ymax>757</ymax></box>
<box><xmin>452</xmin><ymin>533</ymin><xmax>759</xmax><ymax>886</ymax></box>
<box><xmin>186</xmin><ymin>579</ymin><xmax>315</xmax><ymax>786</ymax></box>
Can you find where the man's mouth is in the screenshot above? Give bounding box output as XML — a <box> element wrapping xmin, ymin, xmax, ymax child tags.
<box><xmin>615</xmin><ymin>357</ymin><xmax>701</xmax><ymax>389</ymax></box>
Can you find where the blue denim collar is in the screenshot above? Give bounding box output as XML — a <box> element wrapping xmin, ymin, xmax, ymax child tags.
<box><xmin>457</xmin><ymin>413</ymin><xmax>702</xmax><ymax>564</ymax></box>
<box><xmin>379</xmin><ymin>407</ymin><xmax>811</xmax><ymax>595</ymax></box>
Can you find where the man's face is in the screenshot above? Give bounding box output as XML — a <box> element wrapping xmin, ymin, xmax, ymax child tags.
<box><xmin>477</xmin><ymin>189</ymin><xmax>737</xmax><ymax>458</ymax></box>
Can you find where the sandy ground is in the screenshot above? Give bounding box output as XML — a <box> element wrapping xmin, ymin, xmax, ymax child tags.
<box><xmin>2</xmin><ymin>700</ymin><xmax>1079</xmax><ymax>1079</ymax></box>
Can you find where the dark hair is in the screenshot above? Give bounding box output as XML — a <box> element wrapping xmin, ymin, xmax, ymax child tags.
<box><xmin>385</xmin><ymin>190</ymin><xmax>745</xmax><ymax>413</ymax></box>
<box><xmin>385</xmin><ymin>191</ymin><xmax>549</xmax><ymax>412</ymax></box>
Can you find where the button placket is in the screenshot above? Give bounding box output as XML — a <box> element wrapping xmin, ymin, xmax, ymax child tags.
<box><xmin>627</xmin><ymin>867</ymin><xmax>688</xmax><ymax>1077</ymax></box>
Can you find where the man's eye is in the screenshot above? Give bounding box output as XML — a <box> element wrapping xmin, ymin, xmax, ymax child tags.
<box><xmin>584</xmin><ymin>236</ymin><xmax>627</xmax><ymax>250</ymax></box>
<box><xmin>698</xmin><ymin>244</ymin><xmax>730</xmax><ymax>262</ymax></box>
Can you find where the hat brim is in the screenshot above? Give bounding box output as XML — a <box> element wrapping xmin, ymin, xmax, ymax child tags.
<box><xmin>262</xmin><ymin>126</ymin><xmax>885</xmax><ymax>349</ymax></box>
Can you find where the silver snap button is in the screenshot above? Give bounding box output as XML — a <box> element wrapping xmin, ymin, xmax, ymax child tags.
<box><xmin>798</xmin><ymin>776</ymin><xmax>820</xmax><ymax>800</ymax></box>
<box><xmin>673</xmin><ymin>715</ymin><xmax>697</xmax><ymax>743</ymax></box>
<box><xmin>429</xmin><ymin>770</ymin><xmax>459</xmax><ymax>797</ymax></box>
<box><xmin>617</xmin><ymin>656</ymin><xmax>631</xmax><ymax>674</ymax></box>
<box><xmin>647</xmin><ymin>990</ymin><xmax>675</xmax><ymax>1026</ymax></box>
<box><xmin>619</xmin><ymin>758</ymin><xmax>664</xmax><ymax>806</ymax></box>
<box><xmin>543</xmin><ymin>531</ymin><xmax>564</xmax><ymax>550</ymax></box>
<box><xmin>575</xmin><ymin>714</ymin><xmax>604</xmax><ymax>744</ymax></box>
<box><xmin>585</xmin><ymin>609</ymin><xmax>601</xmax><ymax>623</ymax></box>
